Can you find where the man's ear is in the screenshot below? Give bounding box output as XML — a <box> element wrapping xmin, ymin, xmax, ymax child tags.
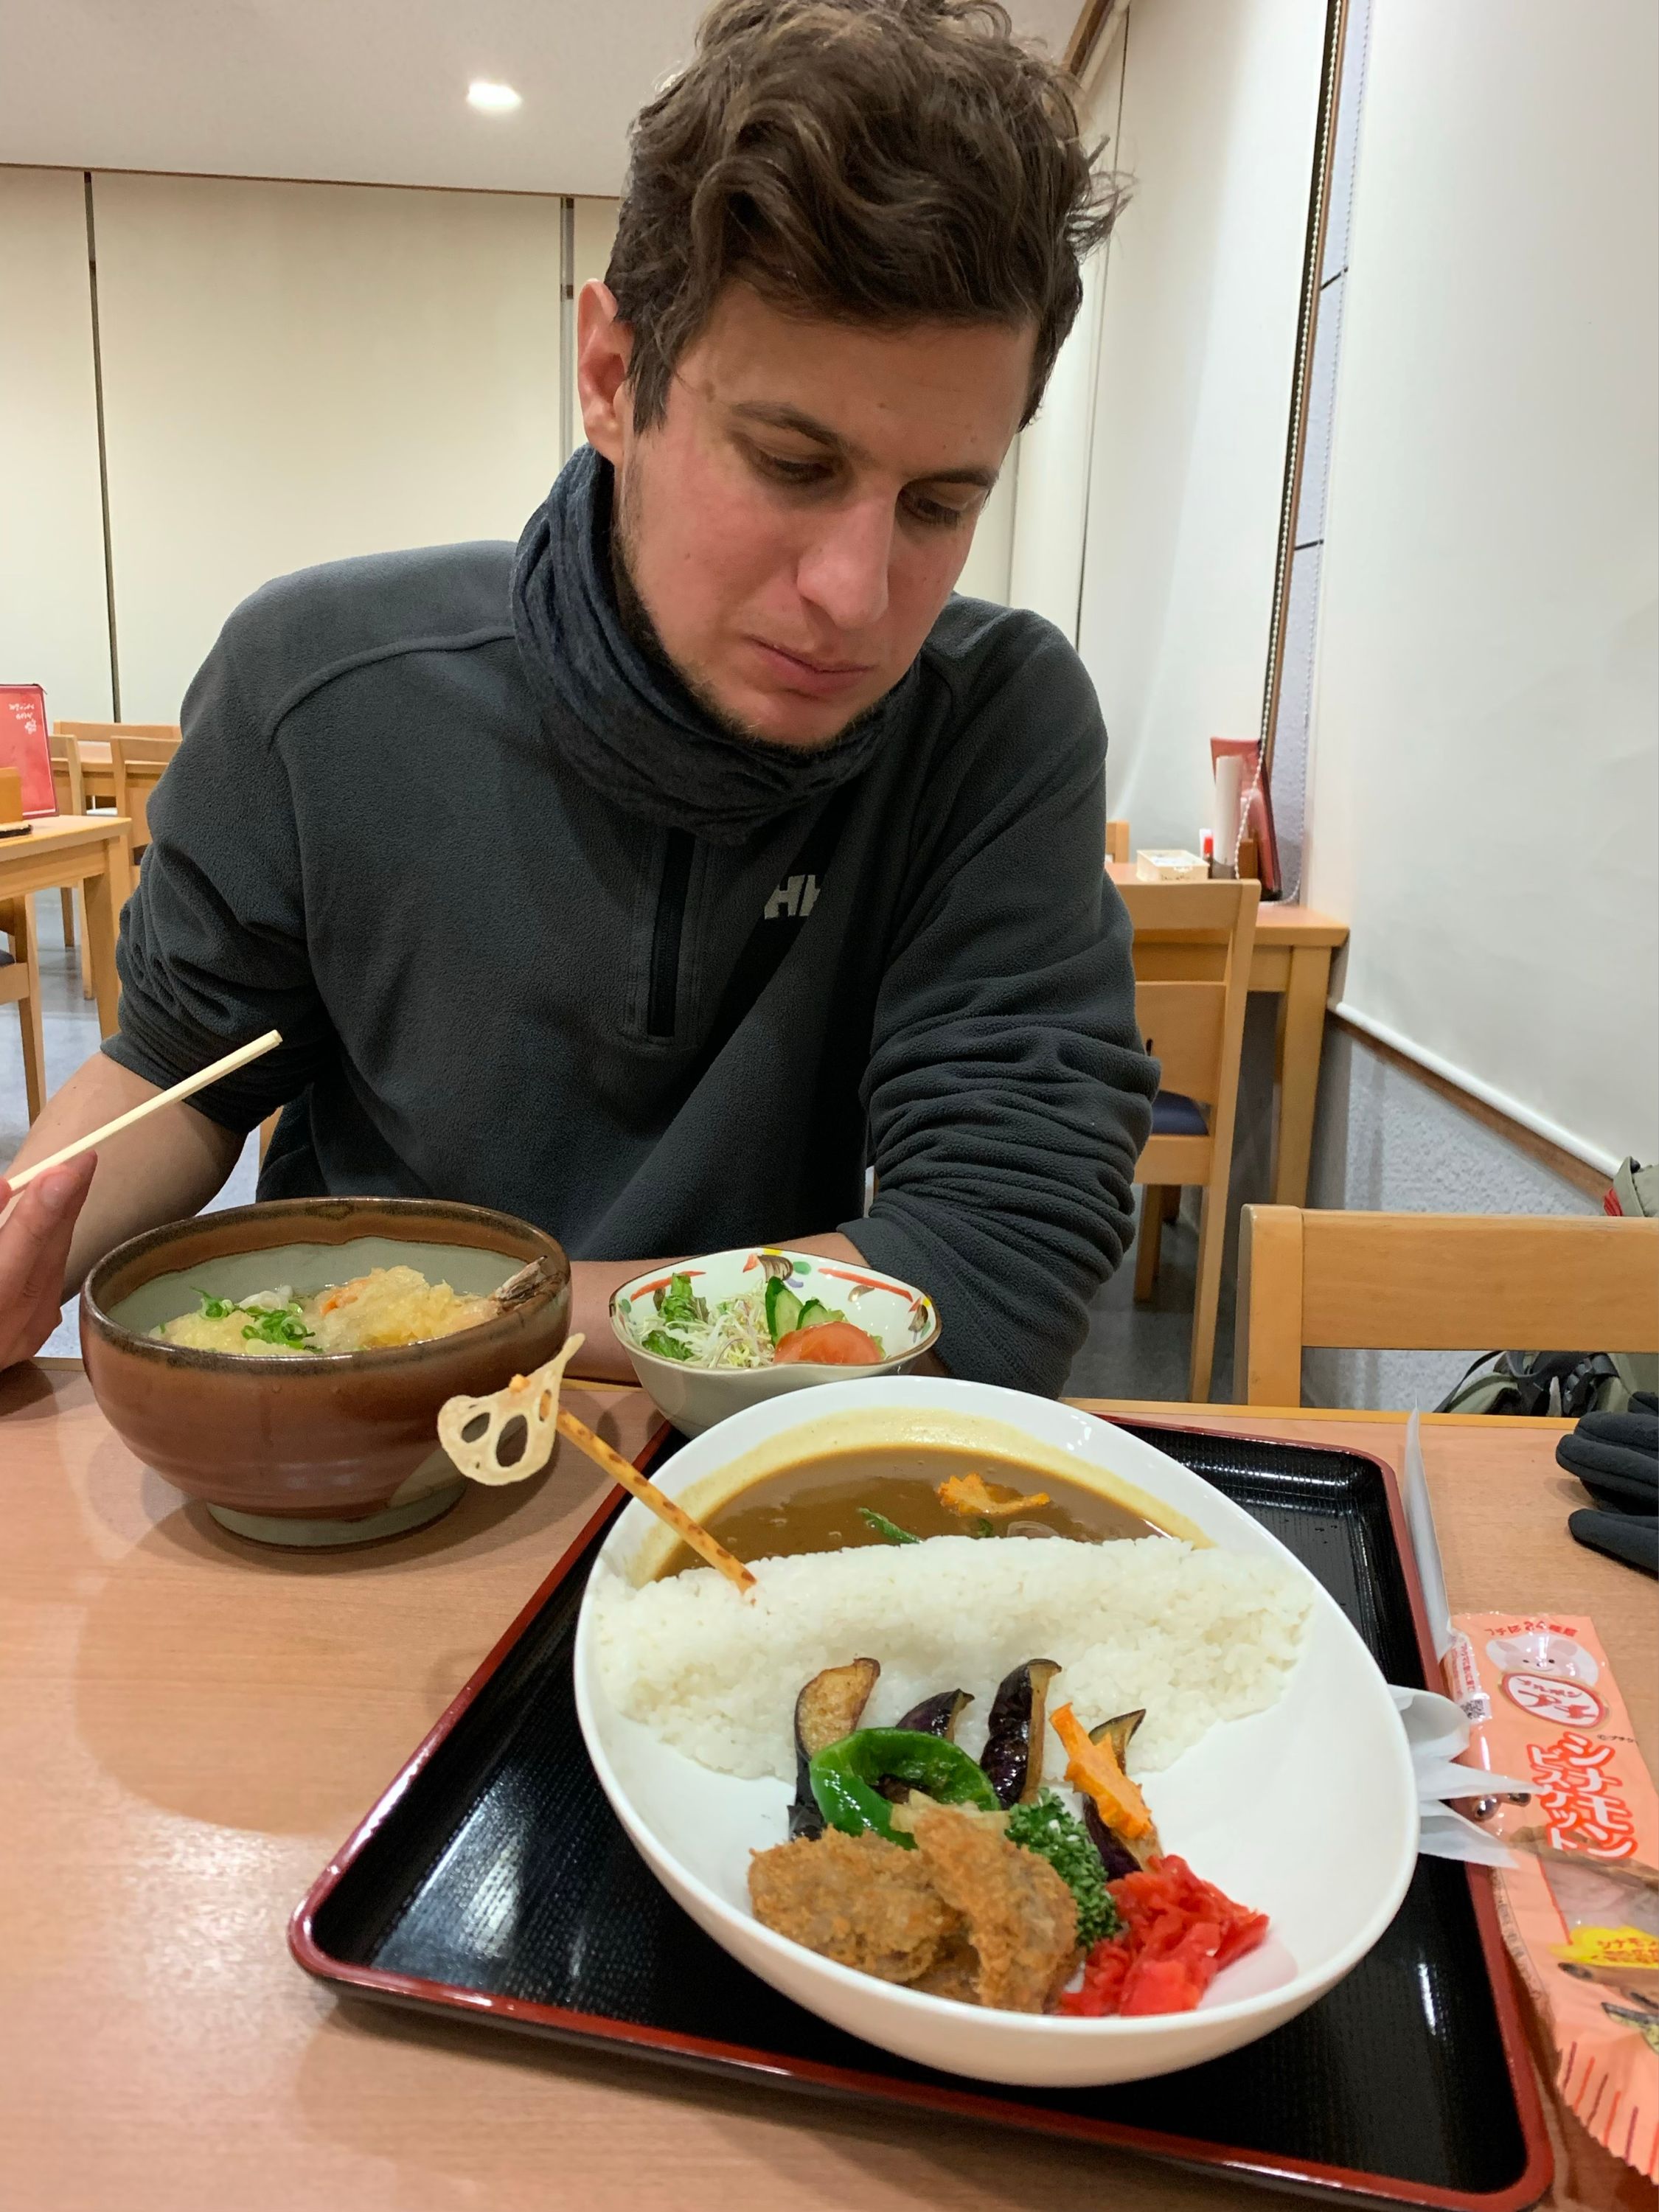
<box><xmin>577</xmin><ymin>281</ymin><xmax>633</xmax><ymax>463</ymax></box>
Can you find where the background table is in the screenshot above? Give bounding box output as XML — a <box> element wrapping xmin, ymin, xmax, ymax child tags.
<box><xmin>0</xmin><ymin>813</ymin><xmax>132</xmax><ymax>1037</ymax></box>
<box><xmin>1108</xmin><ymin>861</ymin><xmax>1349</xmax><ymax>1208</ymax></box>
<box><xmin>1</xmin><ymin>1369</ymin><xmax>1648</xmax><ymax>2212</ymax></box>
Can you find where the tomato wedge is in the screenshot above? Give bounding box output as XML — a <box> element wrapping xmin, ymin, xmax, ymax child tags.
<box><xmin>772</xmin><ymin>1320</ymin><xmax>886</xmax><ymax>1366</ymax></box>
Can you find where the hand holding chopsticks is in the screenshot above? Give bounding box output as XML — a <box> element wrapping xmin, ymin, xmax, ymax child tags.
<box><xmin>4</xmin><ymin>1029</ymin><xmax>284</xmax><ymax>1197</ymax></box>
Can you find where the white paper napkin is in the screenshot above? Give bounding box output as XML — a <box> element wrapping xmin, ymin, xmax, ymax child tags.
<box><xmin>1390</xmin><ymin>1686</ymin><xmax>1531</xmax><ymax>1867</ymax></box>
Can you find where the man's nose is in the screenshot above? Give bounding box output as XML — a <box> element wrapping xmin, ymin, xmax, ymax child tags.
<box><xmin>795</xmin><ymin>498</ymin><xmax>893</xmax><ymax>633</ymax></box>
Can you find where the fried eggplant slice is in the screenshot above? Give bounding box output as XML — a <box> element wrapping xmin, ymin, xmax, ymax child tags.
<box><xmin>980</xmin><ymin>1658</ymin><xmax>1061</xmax><ymax>1808</ymax></box>
<box><xmin>789</xmin><ymin>1659</ymin><xmax>880</xmax><ymax>1839</ymax></box>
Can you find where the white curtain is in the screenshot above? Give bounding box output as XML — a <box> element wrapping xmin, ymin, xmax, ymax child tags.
<box><xmin>1306</xmin><ymin>0</ymin><xmax>1659</xmax><ymax>1170</ymax></box>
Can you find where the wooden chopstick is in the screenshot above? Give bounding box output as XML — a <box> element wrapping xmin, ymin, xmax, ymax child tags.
<box><xmin>4</xmin><ymin>1029</ymin><xmax>283</xmax><ymax>1195</ymax></box>
<box><xmin>554</xmin><ymin>1405</ymin><xmax>757</xmax><ymax>1595</ymax></box>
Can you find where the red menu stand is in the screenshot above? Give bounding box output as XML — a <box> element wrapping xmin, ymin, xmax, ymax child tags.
<box><xmin>0</xmin><ymin>686</ymin><xmax>58</xmax><ymax>818</ymax></box>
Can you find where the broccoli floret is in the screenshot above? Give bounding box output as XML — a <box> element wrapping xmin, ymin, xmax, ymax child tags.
<box><xmin>1006</xmin><ymin>1788</ymin><xmax>1119</xmax><ymax>1949</ymax></box>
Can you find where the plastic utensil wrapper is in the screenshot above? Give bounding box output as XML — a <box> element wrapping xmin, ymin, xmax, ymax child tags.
<box><xmin>1449</xmin><ymin>1612</ymin><xmax>1658</xmax><ymax>2180</ymax></box>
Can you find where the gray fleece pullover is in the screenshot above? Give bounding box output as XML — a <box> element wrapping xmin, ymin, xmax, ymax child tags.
<box><xmin>106</xmin><ymin>459</ymin><xmax>1155</xmax><ymax>1394</ymax></box>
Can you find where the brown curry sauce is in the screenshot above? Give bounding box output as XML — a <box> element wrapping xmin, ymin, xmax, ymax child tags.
<box><xmin>658</xmin><ymin>1443</ymin><xmax>1161</xmax><ymax>1576</ymax></box>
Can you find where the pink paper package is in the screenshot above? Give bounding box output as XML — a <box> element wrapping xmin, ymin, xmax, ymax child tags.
<box><xmin>1449</xmin><ymin>1613</ymin><xmax>1659</xmax><ymax>2179</ymax></box>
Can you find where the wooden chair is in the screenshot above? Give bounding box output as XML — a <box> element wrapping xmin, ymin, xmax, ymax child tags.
<box><xmin>1106</xmin><ymin>818</ymin><xmax>1130</xmax><ymax>865</ymax></box>
<box><xmin>1124</xmin><ymin>877</ymin><xmax>1260</xmax><ymax>1400</ymax></box>
<box><xmin>46</xmin><ymin>728</ymin><xmax>85</xmax><ymax>950</ymax></box>
<box><xmin>1235</xmin><ymin>1206</ymin><xmax>1659</xmax><ymax>1406</ymax></box>
<box><xmin>0</xmin><ymin>896</ymin><xmax>48</xmax><ymax>1124</ymax></box>
<box><xmin>106</xmin><ymin>733</ymin><xmax>181</xmax><ymax>853</ymax></box>
<box><xmin>52</xmin><ymin>723</ymin><xmax>180</xmax><ymax>993</ymax></box>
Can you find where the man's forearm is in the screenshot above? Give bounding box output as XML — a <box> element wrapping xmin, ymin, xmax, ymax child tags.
<box><xmin>567</xmin><ymin>1231</ymin><xmax>868</xmax><ymax>1381</ymax></box>
<box><xmin>7</xmin><ymin>1051</ymin><xmax>242</xmax><ymax>1295</ymax></box>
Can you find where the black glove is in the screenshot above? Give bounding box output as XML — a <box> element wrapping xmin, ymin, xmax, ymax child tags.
<box><xmin>1559</xmin><ymin>1394</ymin><xmax>1657</xmax><ymax>1576</ymax></box>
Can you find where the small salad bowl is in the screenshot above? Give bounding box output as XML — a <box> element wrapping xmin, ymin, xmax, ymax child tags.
<box><xmin>610</xmin><ymin>1246</ymin><xmax>939</xmax><ymax>1436</ymax></box>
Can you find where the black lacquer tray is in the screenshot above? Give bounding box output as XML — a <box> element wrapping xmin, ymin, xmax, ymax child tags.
<box><xmin>292</xmin><ymin>1419</ymin><xmax>1552</xmax><ymax>2209</ymax></box>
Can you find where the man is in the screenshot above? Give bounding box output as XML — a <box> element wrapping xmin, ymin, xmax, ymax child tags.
<box><xmin>1</xmin><ymin>0</ymin><xmax>1155</xmax><ymax>1391</ymax></box>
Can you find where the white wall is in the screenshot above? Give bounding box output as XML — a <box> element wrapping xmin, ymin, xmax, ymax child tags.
<box><xmin>1007</xmin><ymin>24</ymin><xmax>1124</xmax><ymax>641</ymax></box>
<box><xmin>954</xmin><ymin>459</ymin><xmax>1018</xmax><ymax>605</ymax></box>
<box><xmin>0</xmin><ymin>167</ymin><xmax>112</xmax><ymax>721</ymax></box>
<box><xmin>1074</xmin><ymin>0</ymin><xmax>1327</xmax><ymax>848</ymax></box>
<box><xmin>91</xmin><ymin>172</ymin><xmax>568</xmax><ymax>721</ymax></box>
<box><xmin>1305</xmin><ymin>0</ymin><xmax>1658</xmax><ymax>1173</ymax></box>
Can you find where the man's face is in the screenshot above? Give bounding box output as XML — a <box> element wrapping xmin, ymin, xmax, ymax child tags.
<box><xmin>580</xmin><ymin>280</ymin><xmax>1033</xmax><ymax>748</ymax></box>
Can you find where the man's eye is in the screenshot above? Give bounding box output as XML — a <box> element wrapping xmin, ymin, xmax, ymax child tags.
<box><xmin>754</xmin><ymin>450</ymin><xmax>830</xmax><ymax>487</ymax></box>
<box><xmin>904</xmin><ymin>492</ymin><xmax>977</xmax><ymax>530</ymax></box>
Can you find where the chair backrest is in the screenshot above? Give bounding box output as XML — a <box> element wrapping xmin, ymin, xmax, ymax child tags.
<box><xmin>1105</xmin><ymin>818</ymin><xmax>1130</xmax><ymax>865</ymax></box>
<box><xmin>107</xmin><ymin>733</ymin><xmax>181</xmax><ymax>844</ymax></box>
<box><xmin>1119</xmin><ymin>877</ymin><xmax>1259</xmax><ymax>1110</ymax></box>
<box><xmin>1236</xmin><ymin>1205</ymin><xmax>1659</xmax><ymax>1405</ymax></box>
<box><xmin>54</xmin><ymin>723</ymin><xmax>180</xmax><ymax>839</ymax></box>
<box><xmin>55</xmin><ymin>720</ymin><xmax>180</xmax><ymax>747</ymax></box>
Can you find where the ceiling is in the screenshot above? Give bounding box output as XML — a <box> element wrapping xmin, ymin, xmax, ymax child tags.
<box><xmin>0</xmin><ymin>0</ymin><xmax>1084</xmax><ymax>198</ymax></box>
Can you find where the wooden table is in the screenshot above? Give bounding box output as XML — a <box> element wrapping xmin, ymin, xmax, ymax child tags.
<box><xmin>1</xmin><ymin>1371</ymin><xmax>1649</xmax><ymax>2211</ymax></box>
<box><xmin>1109</xmin><ymin>863</ymin><xmax>1349</xmax><ymax>1208</ymax></box>
<box><xmin>0</xmin><ymin>813</ymin><xmax>132</xmax><ymax>1037</ymax></box>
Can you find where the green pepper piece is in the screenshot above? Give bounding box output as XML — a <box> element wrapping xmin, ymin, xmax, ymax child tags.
<box><xmin>808</xmin><ymin>1727</ymin><xmax>1001</xmax><ymax>1848</ymax></box>
<box><xmin>858</xmin><ymin>1507</ymin><xmax>919</xmax><ymax>1545</ymax></box>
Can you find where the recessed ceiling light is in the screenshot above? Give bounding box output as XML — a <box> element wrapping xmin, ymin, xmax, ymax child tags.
<box><xmin>467</xmin><ymin>80</ymin><xmax>522</xmax><ymax>113</ymax></box>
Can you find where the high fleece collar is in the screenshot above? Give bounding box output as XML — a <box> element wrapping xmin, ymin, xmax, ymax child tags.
<box><xmin>509</xmin><ymin>444</ymin><xmax>913</xmax><ymax>846</ymax></box>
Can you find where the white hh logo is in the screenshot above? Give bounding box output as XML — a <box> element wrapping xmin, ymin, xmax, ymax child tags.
<box><xmin>764</xmin><ymin>872</ymin><xmax>821</xmax><ymax>920</ymax></box>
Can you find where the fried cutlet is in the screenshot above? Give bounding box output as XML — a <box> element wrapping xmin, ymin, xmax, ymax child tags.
<box><xmin>748</xmin><ymin>1827</ymin><xmax>961</xmax><ymax>1983</ymax></box>
<box><xmin>906</xmin><ymin>1801</ymin><xmax>1079</xmax><ymax>2012</ymax></box>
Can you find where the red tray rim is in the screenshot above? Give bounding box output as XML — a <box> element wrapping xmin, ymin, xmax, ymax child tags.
<box><xmin>289</xmin><ymin>1413</ymin><xmax>1554</xmax><ymax>2212</ymax></box>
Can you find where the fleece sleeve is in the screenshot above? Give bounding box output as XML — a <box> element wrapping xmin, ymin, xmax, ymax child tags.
<box><xmin>101</xmin><ymin>624</ymin><xmax>338</xmax><ymax>1133</ymax></box>
<box><xmin>841</xmin><ymin>623</ymin><xmax>1157</xmax><ymax>1396</ymax></box>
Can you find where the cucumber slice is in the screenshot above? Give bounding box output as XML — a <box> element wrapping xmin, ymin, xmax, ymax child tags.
<box><xmin>765</xmin><ymin>1279</ymin><xmax>804</xmax><ymax>1343</ymax></box>
<box><xmin>793</xmin><ymin>1298</ymin><xmax>845</xmax><ymax>1332</ymax></box>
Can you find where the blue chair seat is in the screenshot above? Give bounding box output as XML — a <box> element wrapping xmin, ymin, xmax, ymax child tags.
<box><xmin>1150</xmin><ymin>1089</ymin><xmax>1208</xmax><ymax>1137</ymax></box>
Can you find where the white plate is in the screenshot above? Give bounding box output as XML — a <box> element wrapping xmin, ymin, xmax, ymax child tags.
<box><xmin>574</xmin><ymin>1377</ymin><xmax>1418</xmax><ymax>2087</ymax></box>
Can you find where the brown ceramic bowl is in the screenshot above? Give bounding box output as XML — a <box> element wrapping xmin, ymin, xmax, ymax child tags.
<box><xmin>81</xmin><ymin>1197</ymin><xmax>571</xmax><ymax>1547</ymax></box>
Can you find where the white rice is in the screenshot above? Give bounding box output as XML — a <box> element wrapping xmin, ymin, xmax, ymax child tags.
<box><xmin>590</xmin><ymin>1535</ymin><xmax>1310</xmax><ymax>1783</ymax></box>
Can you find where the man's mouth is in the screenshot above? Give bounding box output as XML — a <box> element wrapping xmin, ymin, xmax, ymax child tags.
<box><xmin>748</xmin><ymin>639</ymin><xmax>877</xmax><ymax>698</ymax></box>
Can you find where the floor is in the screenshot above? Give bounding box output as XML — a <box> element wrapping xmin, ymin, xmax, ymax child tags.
<box><xmin>3</xmin><ymin>891</ymin><xmax>1222</xmax><ymax>1397</ymax></box>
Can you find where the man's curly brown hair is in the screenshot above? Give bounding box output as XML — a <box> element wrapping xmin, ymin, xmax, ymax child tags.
<box><xmin>607</xmin><ymin>0</ymin><xmax>1122</xmax><ymax>431</ymax></box>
